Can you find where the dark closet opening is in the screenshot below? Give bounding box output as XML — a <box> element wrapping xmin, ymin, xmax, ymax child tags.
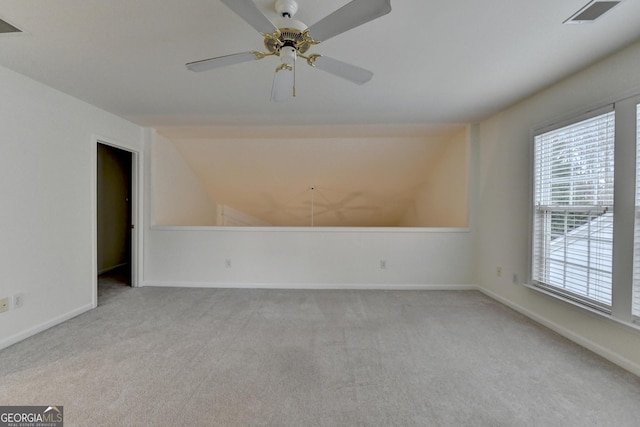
<box><xmin>97</xmin><ymin>143</ymin><xmax>133</xmax><ymax>294</ymax></box>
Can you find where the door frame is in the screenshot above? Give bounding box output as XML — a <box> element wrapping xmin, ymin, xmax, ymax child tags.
<box><xmin>92</xmin><ymin>135</ymin><xmax>143</xmax><ymax>308</ymax></box>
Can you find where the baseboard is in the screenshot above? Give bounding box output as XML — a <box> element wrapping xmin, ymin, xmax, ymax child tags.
<box><xmin>478</xmin><ymin>287</ymin><xmax>640</xmax><ymax>378</ymax></box>
<box><xmin>143</xmin><ymin>281</ymin><xmax>478</xmax><ymax>291</ymax></box>
<box><xmin>0</xmin><ymin>303</ymin><xmax>94</xmax><ymax>351</ymax></box>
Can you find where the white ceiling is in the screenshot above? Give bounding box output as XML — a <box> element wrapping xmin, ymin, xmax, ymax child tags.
<box><xmin>1</xmin><ymin>0</ymin><xmax>640</xmax><ymax>130</ymax></box>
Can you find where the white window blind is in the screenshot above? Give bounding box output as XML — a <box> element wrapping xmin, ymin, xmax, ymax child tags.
<box><xmin>633</xmin><ymin>104</ymin><xmax>640</xmax><ymax>319</ymax></box>
<box><xmin>532</xmin><ymin>110</ymin><xmax>615</xmax><ymax>311</ymax></box>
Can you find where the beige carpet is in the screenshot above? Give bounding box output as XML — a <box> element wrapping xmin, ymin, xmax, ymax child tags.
<box><xmin>1</xmin><ymin>287</ymin><xmax>639</xmax><ymax>426</ymax></box>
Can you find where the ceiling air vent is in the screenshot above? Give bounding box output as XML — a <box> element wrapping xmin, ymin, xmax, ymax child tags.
<box><xmin>0</xmin><ymin>16</ymin><xmax>22</xmax><ymax>34</ymax></box>
<box><xmin>564</xmin><ymin>1</ymin><xmax>621</xmax><ymax>24</ymax></box>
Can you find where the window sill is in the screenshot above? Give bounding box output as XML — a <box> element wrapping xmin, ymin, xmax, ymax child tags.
<box><xmin>525</xmin><ymin>283</ymin><xmax>640</xmax><ymax>335</ymax></box>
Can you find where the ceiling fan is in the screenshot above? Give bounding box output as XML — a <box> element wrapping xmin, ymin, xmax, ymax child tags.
<box><xmin>186</xmin><ymin>0</ymin><xmax>392</xmax><ymax>102</ymax></box>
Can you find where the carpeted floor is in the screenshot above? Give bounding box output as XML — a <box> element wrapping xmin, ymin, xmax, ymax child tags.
<box><xmin>1</xmin><ymin>286</ymin><xmax>639</xmax><ymax>426</ymax></box>
<box><xmin>97</xmin><ymin>264</ymin><xmax>131</xmax><ymax>300</ymax></box>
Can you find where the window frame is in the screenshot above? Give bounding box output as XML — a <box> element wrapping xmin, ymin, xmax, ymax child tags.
<box><xmin>530</xmin><ymin>105</ymin><xmax>615</xmax><ymax>313</ymax></box>
<box><xmin>632</xmin><ymin>101</ymin><xmax>640</xmax><ymax>321</ymax></box>
<box><xmin>529</xmin><ymin>96</ymin><xmax>640</xmax><ymax>326</ymax></box>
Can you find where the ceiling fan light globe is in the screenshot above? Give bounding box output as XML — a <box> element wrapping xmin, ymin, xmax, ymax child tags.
<box><xmin>280</xmin><ymin>46</ymin><xmax>297</xmax><ymax>65</ymax></box>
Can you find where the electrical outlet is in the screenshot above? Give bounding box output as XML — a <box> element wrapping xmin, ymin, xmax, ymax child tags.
<box><xmin>512</xmin><ymin>273</ymin><xmax>519</xmax><ymax>284</ymax></box>
<box><xmin>496</xmin><ymin>266</ymin><xmax>502</xmax><ymax>277</ymax></box>
<box><xmin>0</xmin><ymin>297</ymin><xmax>9</xmax><ymax>313</ymax></box>
<box><xmin>380</xmin><ymin>260</ymin><xmax>387</xmax><ymax>269</ymax></box>
<box><xmin>225</xmin><ymin>258</ymin><xmax>232</xmax><ymax>268</ymax></box>
<box><xmin>13</xmin><ymin>293</ymin><xmax>24</xmax><ymax>308</ymax></box>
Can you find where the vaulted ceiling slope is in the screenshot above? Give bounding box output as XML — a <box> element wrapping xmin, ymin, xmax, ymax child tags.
<box><xmin>170</xmin><ymin>129</ymin><xmax>468</xmax><ymax>227</ymax></box>
<box><xmin>1</xmin><ymin>0</ymin><xmax>640</xmax><ymax>131</ymax></box>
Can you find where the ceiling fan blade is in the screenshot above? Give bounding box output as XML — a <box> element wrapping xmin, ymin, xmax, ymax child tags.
<box><xmin>186</xmin><ymin>52</ymin><xmax>261</xmax><ymax>72</ymax></box>
<box><xmin>220</xmin><ymin>0</ymin><xmax>277</xmax><ymax>34</ymax></box>
<box><xmin>271</xmin><ymin>65</ymin><xmax>294</xmax><ymax>102</ymax></box>
<box><xmin>307</xmin><ymin>0</ymin><xmax>391</xmax><ymax>42</ymax></box>
<box><xmin>310</xmin><ymin>55</ymin><xmax>373</xmax><ymax>85</ymax></box>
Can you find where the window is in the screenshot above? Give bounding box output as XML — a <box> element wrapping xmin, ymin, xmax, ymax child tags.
<box><xmin>633</xmin><ymin>104</ymin><xmax>640</xmax><ymax>319</ymax></box>
<box><xmin>532</xmin><ymin>109</ymin><xmax>615</xmax><ymax>312</ymax></box>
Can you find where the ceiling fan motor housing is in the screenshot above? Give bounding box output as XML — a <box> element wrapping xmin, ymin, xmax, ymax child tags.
<box><xmin>264</xmin><ymin>23</ymin><xmax>311</xmax><ymax>57</ymax></box>
<box><xmin>266</xmin><ymin>0</ymin><xmax>311</xmax><ymax>58</ymax></box>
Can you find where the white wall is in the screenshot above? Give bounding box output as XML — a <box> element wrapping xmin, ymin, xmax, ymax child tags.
<box><xmin>152</xmin><ymin>133</ymin><xmax>218</xmax><ymax>226</ymax></box>
<box><xmin>0</xmin><ymin>65</ymin><xmax>143</xmax><ymax>349</ymax></box>
<box><xmin>399</xmin><ymin>129</ymin><xmax>468</xmax><ymax>227</ymax></box>
<box><xmin>145</xmin><ymin>227</ymin><xmax>475</xmax><ymax>288</ymax></box>
<box><xmin>475</xmin><ymin>40</ymin><xmax>640</xmax><ymax>375</ymax></box>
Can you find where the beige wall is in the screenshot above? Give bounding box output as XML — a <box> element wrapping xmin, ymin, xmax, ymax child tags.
<box><xmin>475</xmin><ymin>40</ymin><xmax>640</xmax><ymax>375</ymax></box>
<box><xmin>152</xmin><ymin>133</ymin><xmax>218</xmax><ymax>226</ymax></box>
<box><xmin>155</xmin><ymin>129</ymin><xmax>469</xmax><ymax>227</ymax></box>
<box><xmin>398</xmin><ymin>129</ymin><xmax>468</xmax><ymax>227</ymax></box>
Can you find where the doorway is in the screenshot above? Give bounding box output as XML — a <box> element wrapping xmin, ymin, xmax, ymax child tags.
<box><xmin>97</xmin><ymin>143</ymin><xmax>133</xmax><ymax>301</ymax></box>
